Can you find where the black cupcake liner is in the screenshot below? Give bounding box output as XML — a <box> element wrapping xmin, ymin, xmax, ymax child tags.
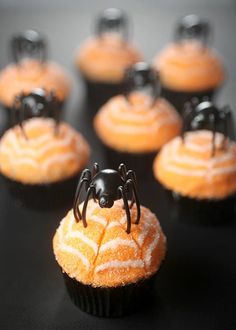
<box><xmin>0</xmin><ymin>172</ymin><xmax>80</xmax><ymax>211</ymax></box>
<box><xmin>102</xmin><ymin>144</ymin><xmax>157</xmax><ymax>180</ymax></box>
<box><xmin>63</xmin><ymin>271</ymin><xmax>157</xmax><ymax>318</ymax></box>
<box><xmin>81</xmin><ymin>75</ymin><xmax>124</xmax><ymax>114</ymax></box>
<box><xmin>161</xmin><ymin>87</ymin><xmax>216</xmax><ymax>113</ymax></box>
<box><xmin>165</xmin><ymin>188</ymin><xmax>236</xmax><ymax>225</ymax></box>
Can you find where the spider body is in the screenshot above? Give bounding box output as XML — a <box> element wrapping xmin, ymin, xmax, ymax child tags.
<box><xmin>73</xmin><ymin>163</ymin><xmax>141</xmax><ymax>234</ymax></box>
<box><xmin>92</xmin><ymin>169</ymin><xmax>125</xmax><ymax>208</ymax></box>
<box><xmin>12</xmin><ymin>88</ymin><xmax>60</xmax><ymax>138</ymax></box>
<box><xmin>175</xmin><ymin>15</ymin><xmax>210</xmax><ymax>46</ymax></box>
<box><xmin>96</xmin><ymin>8</ymin><xmax>128</xmax><ymax>41</ymax></box>
<box><xmin>182</xmin><ymin>97</ymin><xmax>232</xmax><ymax>156</ymax></box>
<box><xmin>11</xmin><ymin>30</ymin><xmax>47</xmax><ymax>64</ymax></box>
<box><xmin>124</xmin><ymin>62</ymin><xmax>159</xmax><ymax>107</ymax></box>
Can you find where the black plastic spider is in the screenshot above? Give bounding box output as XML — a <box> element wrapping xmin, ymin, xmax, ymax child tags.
<box><xmin>124</xmin><ymin>62</ymin><xmax>160</xmax><ymax>107</ymax></box>
<box><xmin>182</xmin><ymin>97</ymin><xmax>232</xmax><ymax>156</ymax></box>
<box><xmin>95</xmin><ymin>8</ymin><xmax>128</xmax><ymax>41</ymax></box>
<box><xmin>73</xmin><ymin>163</ymin><xmax>141</xmax><ymax>234</ymax></box>
<box><xmin>11</xmin><ymin>30</ymin><xmax>47</xmax><ymax>64</ymax></box>
<box><xmin>174</xmin><ymin>14</ymin><xmax>210</xmax><ymax>46</ymax></box>
<box><xmin>12</xmin><ymin>88</ymin><xmax>60</xmax><ymax>139</ymax></box>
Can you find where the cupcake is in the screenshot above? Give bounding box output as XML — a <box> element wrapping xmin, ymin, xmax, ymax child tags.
<box><xmin>0</xmin><ymin>89</ymin><xmax>90</xmax><ymax>209</ymax></box>
<box><xmin>53</xmin><ymin>163</ymin><xmax>166</xmax><ymax>317</ymax></box>
<box><xmin>0</xmin><ymin>30</ymin><xmax>71</xmax><ymax>123</ymax></box>
<box><xmin>153</xmin><ymin>99</ymin><xmax>236</xmax><ymax>224</ymax></box>
<box><xmin>94</xmin><ymin>62</ymin><xmax>182</xmax><ymax>178</ymax></box>
<box><xmin>75</xmin><ymin>8</ymin><xmax>142</xmax><ymax>111</ymax></box>
<box><xmin>153</xmin><ymin>15</ymin><xmax>224</xmax><ymax>112</ymax></box>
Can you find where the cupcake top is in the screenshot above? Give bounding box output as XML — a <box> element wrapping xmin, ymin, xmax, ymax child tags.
<box><xmin>53</xmin><ymin>163</ymin><xmax>166</xmax><ymax>287</ymax></box>
<box><xmin>153</xmin><ymin>15</ymin><xmax>224</xmax><ymax>92</ymax></box>
<box><xmin>0</xmin><ymin>91</ymin><xmax>90</xmax><ymax>184</ymax></box>
<box><xmin>0</xmin><ymin>30</ymin><xmax>70</xmax><ymax>108</ymax></box>
<box><xmin>154</xmin><ymin>100</ymin><xmax>236</xmax><ymax>200</ymax></box>
<box><xmin>94</xmin><ymin>63</ymin><xmax>181</xmax><ymax>153</ymax></box>
<box><xmin>0</xmin><ymin>118</ymin><xmax>90</xmax><ymax>184</ymax></box>
<box><xmin>76</xmin><ymin>8</ymin><xmax>142</xmax><ymax>83</ymax></box>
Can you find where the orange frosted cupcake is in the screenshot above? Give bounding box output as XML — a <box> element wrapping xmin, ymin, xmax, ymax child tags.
<box><xmin>94</xmin><ymin>62</ymin><xmax>181</xmax><ymax>177</ymax></box>
<box><xmin>75</xmin><ymin>8</ymin><xmax>142</xmax><ymax>111</ymax></box>
<box><xmin>153</xmin><ymin>99</ymin><xmax>236</xmax><ymax>224</ymax></box>
<box><xmin>153</xmin><ymin>15</ymin><xmax>224</xmax><ymax>112</ymax></box>
<box><xmin>53</xmin><ymin>163</ymin><xmax>166</xmax><ymax>317</ymax></box>
<box><xmin>0</xmin><ymin>30</ymin><xmax>71</xmax><ymax>122</ymax></box>
<box><xmin>0</xmin><ymin>89</ymin><xmax>90</xmax><ymax>209</ymax></box>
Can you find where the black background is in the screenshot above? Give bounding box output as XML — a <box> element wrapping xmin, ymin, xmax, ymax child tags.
<box><xmin>0</xmin><ymin>1</ymin><xmax>236</xmax><ymax>329</ymax></box>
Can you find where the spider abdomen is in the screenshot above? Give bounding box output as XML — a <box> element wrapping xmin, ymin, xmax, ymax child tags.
<box><xmin>92</xmin><ymin>169</ymin><xmax>125</xmax><ymax>207</ymax></box>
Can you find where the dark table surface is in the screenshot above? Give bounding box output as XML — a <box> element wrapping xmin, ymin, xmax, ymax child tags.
<box><xmin>0</xmin><ymin>1</ymin><xmax>236</xmax><ymax>329</ymax></box>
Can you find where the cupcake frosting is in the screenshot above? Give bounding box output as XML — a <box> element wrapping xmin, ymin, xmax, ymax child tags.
<box><xmin>0</xmin><ymin>59</ymin><xmax>71</xmax><ymax>107</ymax></box>
<box><xmin>53</xmin><ymin>199</ymin><xmax>166</xmax><ymax>287</ymax></box>
<box><xmin>154</xmin><ymin>130</ymin><xmax>236</xmax><ymax>199</ymax></box>
<box><xmin>0</xmin><ymin>118</ymin><xmax>90</xmax><ymax>184</ymax></box>
<box><xmin>154</xmin><ymin>40</ymin><xmax>224</xmax><ymax>92</ymax></box>
<box><xmin>94</xmin><ymin>92</ymin><xmax>181</xmax><ymax>153</ymax></box>
<box><xmin>76</xmin><ymin>34</ymin><xmax>142</xmax><ymax>83</ymax></box>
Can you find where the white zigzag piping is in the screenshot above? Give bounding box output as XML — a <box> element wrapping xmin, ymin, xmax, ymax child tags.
<box><xmin>95</xmin><ymin>259</ymin><xmax>145</xmax><ymax>273</ymax></box>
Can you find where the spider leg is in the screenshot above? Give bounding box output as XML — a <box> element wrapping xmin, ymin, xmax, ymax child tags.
<box><xmin>81</xmin><ymin>168</ymin><xmax>95</xmax><ymax>202</ymax></box>
<box><xmin>118</xmin><ymin>186</ymin><xmax>131</xmax><ymax>234</ymax></box>
<box><xmin>19</xmin><ymin>100</ymin><xmax>28</xmax><ymax>139</ymax></box>
<box><xmin>182</xmin><ymin>101</ymin><xmax>195</xmax><ymax>142</ymax></box>
<box><xmin>92</xmin><ymin>163</ymin><xmax>100</xmax><ymax>177</ymax></box>
<box><xmin>11</xmin><ymin>94</ymin><xmax>21</xmax><ymax>127</ymax></box>
<box><xmin>119</xmin><ymin>164</ymin><xmax>129</xmax><ymax>209</ymax></box>
<box><xmin>73</xmin><ymin>178</ymin><xmax>89</xmax><ymax>221</ymax></box>
<box><xmin>118</xmin><ymin>163</ymin><xmax>127</xmax><ymax>180</ymax></box>
<box><xmin>225</xmin><ymin>108</ymin><xmax>231</xmax><ymax>146</ymax></box>
<box><xmin>126</xmin><ymin>170</ymin><xmax>137</xmax><ymax>183</ymax></box>
<box><xmin>209</xmin><ymin>112</ymin><xmax>216</xmax><ymax>156</ymax></box>
<box><xmin>73</xmin><ymin>169</ymin><xmax>92</xmax><ymax>221</ymax></box>
<box><xmin>79</xmin><ymin>168</ymin><xmax>92</xmax><ymax>182</ymax></box>
<box><xmin>222</xmin><ymin>105</ymin><xmax>231</xmax><ymax>149</ymax></box>
<box><xmin>92</xmin><ymin>163</ymin><xmax>99</xmax><ymax>202</ymax></box>
<box><xmin>39</xmin><ymin>39</ymin><xmax>47</xmax><ymax>63</ymax></box>
<box><xmin>126</xmin><ymin>170</ymin><xmax>138</xmax><ymax>208</ymax></box>
<box><xmin>126</xmin><ymin>179</ymin><xmax>141</xmax><ymax>225</ymax></box>
<box><xmin>76</xmin><ymin>169</ymin><xmax>91</xmax><ymax>190</ymax></box>
<box><xmin>49</xmin><ymin>90</ymin><xmax>60</xmax><ymax>136</ymax></box>
<box><xmin>82</xmin><ymin>186</ymin><xmax>95</xmax><ymax>228</ymax></box>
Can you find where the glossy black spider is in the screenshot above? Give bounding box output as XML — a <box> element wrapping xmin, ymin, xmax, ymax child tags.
<box><xmin>12</xmin><ymin>88</ymin><xmax>60</xmax><ymax>139</ymax></box>
<box><xmin>96</xmin><ymin>8</ymin><xmax>128</xmax><ymax>41</ymax></box>
<box><xmin>73</xmin><ymin>163</ymin><xmax>141</xmax><ymax>234</ymax></box>
<box><xmin>11</xmin><ymin>30</ymin><xmax>47</xmax><ymax>64</ymax></box>
<box><xmin>182</xmin><ymin>97</ymin><xmax>232</xmax><ymax>156</ymax></box>
<box><xmin>124</xmin><ymin>62</ymin><xmax>160</xmax><ymax>107</ymax></box>
<box><xmin>174</xmin><ymin>14</ymin><xmax>210</xmax><ymax>47</ymax></box>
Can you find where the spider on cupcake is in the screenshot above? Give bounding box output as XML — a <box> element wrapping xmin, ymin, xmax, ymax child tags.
<box><xmin>73</xmin><ymin>163</ymin><xmax>141</xmax><ymax>233</ymax></box>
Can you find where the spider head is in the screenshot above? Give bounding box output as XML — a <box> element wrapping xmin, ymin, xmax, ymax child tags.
<box><xmin>99</xmin><ymin>194</ymin><xmax>114</xmax><ymax>208</ymax></box>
